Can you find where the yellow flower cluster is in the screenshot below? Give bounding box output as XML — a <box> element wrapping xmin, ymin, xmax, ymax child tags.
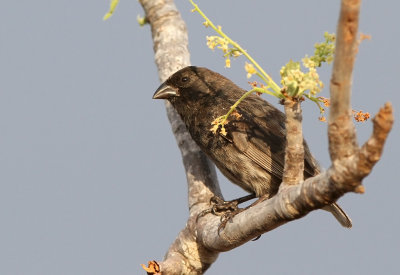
<box><xmin>245</xmin><ymin>63</ymin><xmax>257</xmax><ymax>79</ymax></box>
<box><xmin>280</xmin><ymin>59</ymin><xmax>323</xmax><ymax>97</ymax></box>
<box><xmin>210</xmin><ymin>116</ymin><xmax>228</xmax><ymax>136</ymax></box>
<box><xmin>206</xmin><ymin>36</ymin><xmax>242</xmax><ymax>68</ymax></box>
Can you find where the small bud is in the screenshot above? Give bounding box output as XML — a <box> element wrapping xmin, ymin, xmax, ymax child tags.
<box><xmin>225</xmin><ymin>58</ymin><xmax>231</xmax><ymax>68</ymax></box>
<box><xmin>137</xmin><ymin>15</ymin><xmax>147</xmax><ymax>26</ymax></box>
<box><xmin>245</xmin><ymin>62</ymin><xmax>256</xmax><ymax>79</ymax></box>
<box><xmin>232</xmin><ymin>50</ymin><xmax>242</xmax><ymax>57</ymax></box>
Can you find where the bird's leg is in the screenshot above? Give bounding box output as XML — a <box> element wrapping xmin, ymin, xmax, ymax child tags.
<box><xmin>197</xmin><ymin>194</ymin><xmax>257</xmax><ymax>235</ymax></box>
<box><xmin>211</xmin><ymin>193</ymin><xmax>256</xmax><ymax>215</ymax></box>
<box><xmin>246</xmin><ymin>193</ymin><xmax>270</xmax><ymax>207</ymax></box>
<box><xmin>197</xmin><ymin>193</ymin><xmax>255</xmax><ymax>221</ymax></box>
<box><xmin>211</xmin><ymin>193</ymin><xmax>256</xmax><ymax>214</ymax></box>
<box><xmin>196</xmin><ymin>193</ymin><xmax>268</xmax><ymax>238</ymax></box>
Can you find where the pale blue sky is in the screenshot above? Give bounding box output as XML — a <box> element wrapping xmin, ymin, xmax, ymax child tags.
<box><xmin>1</xmin><ymin>1</ymin><xmax>399</xmax><ymax>274</ymax></box>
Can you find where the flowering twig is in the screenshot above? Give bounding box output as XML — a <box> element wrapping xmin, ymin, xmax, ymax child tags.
<box><xmin>190</xmin><ymin>1</ymin><xmax>368</xmax><ymax>126</ymax></box>
<box><xmin>210</xmin><ymin>87</ymin><xmax>271</xmax><ymax>135</ymax></box>
<box><xmin>190</xmin><ymin>0</ymin><xmax>281</xmax><ymax>97</ymax></box>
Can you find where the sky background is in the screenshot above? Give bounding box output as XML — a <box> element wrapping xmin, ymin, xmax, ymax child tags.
<box><xmin>1</xmin><ymin>1</ymin><xmax>399</xmax><ymax>274</ymax></box>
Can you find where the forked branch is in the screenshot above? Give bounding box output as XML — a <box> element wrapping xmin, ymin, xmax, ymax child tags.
<box><xmin>140</xmin><ymin>0</ymin><xmax>393</xmax><ymax>274</ymax></box>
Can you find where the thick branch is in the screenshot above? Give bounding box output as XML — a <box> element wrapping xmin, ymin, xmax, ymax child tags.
<box><xmin>327</xmin><ymin>0</ymin><xmax>394</xmax><ymax>192</ymax></box>
<box><xmin>197</xmin><ymin>172</ymin><xmax>344</xmax><ymax>251</ymax></box>
<box><xmin>139</xmin><ymin>0</ymin><xmax>221</xmax><ymax>273</ymax></box>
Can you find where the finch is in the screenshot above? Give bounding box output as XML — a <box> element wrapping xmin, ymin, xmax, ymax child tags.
<box><xmin>153</xmin><ymin>66</ymin><xmax>352</xmax><ymax>228</ymax></box>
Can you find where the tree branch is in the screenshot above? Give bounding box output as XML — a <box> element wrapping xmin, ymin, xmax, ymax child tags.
<box><xmin>282</xmin><ymin>100</ymin><xmax>305</xmax><ymax>185</ymax></box>
<box><xmin>139</xmin><ymin>0</ymin><xmax>221</xmax><ymax>273</ymax></box>
<box><xmin>329</xmin><ymin>0</ymin><xmax>361</xmax><ymax>159</ymax></box>
<box><xmin>327</xmin><ymin>0</ymin><xmax>393</xmax><ymax>192</ymax></box>
<box><xmin>140</xmin><ymin>0</ymin><xmax>393</xmax><ymax>274</ymax></box>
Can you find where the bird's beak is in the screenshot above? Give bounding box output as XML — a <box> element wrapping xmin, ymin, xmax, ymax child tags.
<box><xmin>153</xmin><ymin>82</ymin><xmax>178</xmax><ymax>99</ymax></box>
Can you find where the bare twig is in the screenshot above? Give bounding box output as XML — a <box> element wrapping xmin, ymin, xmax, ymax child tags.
<box><xmin>327</xmin><ymin>0</ymin><xmax>393</xmax><ymax>192</ymax></box>
<box><xmin>329</xmin><ymin>0</ymin><xmax>361</xmax><ymax>159</ymax></box>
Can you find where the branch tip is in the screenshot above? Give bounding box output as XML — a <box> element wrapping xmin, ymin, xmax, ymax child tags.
<box><xmin>377</xmin><ymin>102</ymin><xmax>393</xmax><ymax>119</ymax></box>
<box><xmin>354</xmin><ymin>185</ymin><xmax>365</xmax><ymax>194</ymax></box>
<box><xmin>141</xmin><ymin>260</ymin><xmax>160</xmax><ymax>274</ymax></box>
<box><xmin>373</xmin><ymin>102</ymin><xmax>394</xmax><ymax>135</ymax></box>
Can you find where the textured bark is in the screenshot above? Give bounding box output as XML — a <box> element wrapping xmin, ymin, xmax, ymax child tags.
<box><xmin>328</xmin><ymin>0</ymin><xmax>362</xmax><ymax>161</ymax></box>
<box><xmin>139</xmin><ymin>0</ymin><xmax>221</xmax><ymax>274</ymax></box>
<box><xmin>282</xmin><ymin>100</ymin><xmax>304</xmax><ymax>185</ymax></box>
<box><xmin>140</xmin><ymin>0</ymin><xmax>393</xmax><ymax>274</ymax></box>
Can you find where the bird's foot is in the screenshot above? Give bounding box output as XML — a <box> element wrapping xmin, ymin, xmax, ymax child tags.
<box><xmin>197</xmin><ymin>194</ymin><xmax>255</xmax><ymax>220</ymax></box>
<box><xmin>197</xmin><ymin>194</ymin><xmax>256</xmax><ymax>234</ymax></box>
<box><xmin>210</xmin><ymin>196</ymin><xmax>240</xmax><ymax>215</ymax></box>
<box><xmin>217</xmin><ymin>195</ymin><xmax>269</xmax><ymax>237</ymax></box>
<box><xmin>197</xmin><ymin>196</ymin><xmax>240</xmax><ymax>221</ymax></box>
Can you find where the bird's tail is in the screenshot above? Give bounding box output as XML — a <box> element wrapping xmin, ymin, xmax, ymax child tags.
<box><xmin>323</xmin><ymin>203</ymin><xmax>352</xmax><ymax>228</ymax></box>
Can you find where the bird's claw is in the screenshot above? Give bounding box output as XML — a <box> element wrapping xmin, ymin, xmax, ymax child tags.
<box><xmin>197</xmin><ymin>194</ymin><xmax>260</xmax><ymax>234</ymax></box>
<box><xmin>217</xmin><ymin>208</ymin><xmax>244</xmax><ymax>234</ymax></box>
<box><xmin>210</xmin><ymin>196</ymin><xmax>239</xmax><ymax>215</ymax></box>
<box><xmin>197</xmin><ymin>196</ymin><xmax>240</xmax><ymax>222</ymax></box>
<box><xmin>197</xmin><ymin>196</ymin><xmax>246</xmax><ymax>234</ymax></box>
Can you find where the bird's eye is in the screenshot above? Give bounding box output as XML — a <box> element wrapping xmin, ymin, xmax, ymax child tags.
<box><xmin>181</xmin><ymin>77</ymin><xmax>189</xmax><ymax>83</ymax></box>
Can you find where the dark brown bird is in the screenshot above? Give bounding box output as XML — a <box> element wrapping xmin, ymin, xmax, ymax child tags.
<box><xmin>153</xmin><ymin>66</ymin><xmax>352</xmax><ymax>228</ymax></box>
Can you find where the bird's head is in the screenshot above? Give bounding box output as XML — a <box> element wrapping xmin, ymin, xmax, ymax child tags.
<box><xmin>153</xmin><ymin>66</ymin><xmax>197</xmax><ymax>100</ymax></box>
<box><xmin>152</xmin><ymin>66</ymin><xmax>235</xmax><ymax>103</ymax></box>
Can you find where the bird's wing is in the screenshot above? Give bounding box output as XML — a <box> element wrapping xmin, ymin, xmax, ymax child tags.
<box><xmin>223</xmin><ymin>106</ymin><xmax>287</xmax><ymax>179</ymax></box>
<box><xmin>230</xmin><ymin>128</ymin><xmax>285</xmax><ymax>179</ymax></box>
<box><xmin>223</xmin><ymin>94</ymin><xmax>319</xmax><ymax>179</ymax></box>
